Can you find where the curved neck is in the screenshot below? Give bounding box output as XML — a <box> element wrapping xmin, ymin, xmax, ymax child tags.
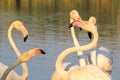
<box><xmin>70</xmin><ymin>19</ymin><xmax>86</xmax><ymax>67</ymax></box>
<box><xmin>8</xmin><ymin>24</ymin><xmax>28</xmax><ymax>79</ymax></box>
<box><xmin>1</xmin><ymin>60</ymin><xmax>22</xmax><ymax>80</ymax></box>
<box><xmin>91</xmin><ymin>50</ymin><xmax>97</xmax><ymax>65</ymax></box>
<box><xmin>56</xmin><ymin>28</ymin><xmax>98</xmax><ymax>76</ymax></box>
<box><xmin>8</xmin><ymin>24</ymin><xmax>21</xmax><ymax>56</ymax></box>
<box><xmin>70</xmin><ymin>19</ymin><xmax>80</xmax><ymax>47</ymax></box>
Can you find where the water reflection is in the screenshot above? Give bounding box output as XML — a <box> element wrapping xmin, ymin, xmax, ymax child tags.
<box><xmin>0</xmin><ymin>0</ymin><xmax>120</xmax><ymax>80</ymax></box>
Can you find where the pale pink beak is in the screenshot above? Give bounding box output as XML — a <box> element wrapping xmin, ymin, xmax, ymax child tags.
<box><xmin>69</xmin><ymin>21</ymin><xmax>85</xmax><ymax>28</ymax></box>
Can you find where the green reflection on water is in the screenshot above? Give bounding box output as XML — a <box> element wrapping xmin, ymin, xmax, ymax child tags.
<box><xmin>0</xmin><ymin>0</ymin><xmax>120</xmax><ymax>37</ymax></box>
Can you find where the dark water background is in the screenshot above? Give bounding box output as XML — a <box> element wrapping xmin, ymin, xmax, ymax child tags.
<box><xmin>0</xmin><ymin>0</ymin><xmax>120</xmax><ymax>80</ymax></box>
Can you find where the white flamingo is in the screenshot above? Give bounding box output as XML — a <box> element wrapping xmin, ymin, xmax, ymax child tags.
<box><xmin>0</xmin><ymin>21</ymin><xmax>29</xmax><ymax>80</ymax></box>
<box><xmin>69</xmin><ymin>10</ymin><xmax>87</xmax><ymax>67</ymax></box>
<box><xmin>60</xmin><ymin>10</ymin><xmax>87</xmax><ymax>70</ymax></box>
<box><xmin>52</xmin><ymin>16</ymin><xmax>111</xmax><ymax>80</ymax></box>
<box><xmin>70</xmin><ymin>10</ymin><xmax>112</xmax><ymax>74</ymax></box>
<box><xmin>8</xmin><ymin>21</ymin><xmax>29</xmax><ymax>79</ymax></box>
<box><xmin>0</xmin><ymin>48</ymin><xmax>45</xmax><ymax>80</ymax></box>
<box><xmin>51</xmin><ymin>10</ymin><xmax>83</xmax><ymax>80</ymax></box>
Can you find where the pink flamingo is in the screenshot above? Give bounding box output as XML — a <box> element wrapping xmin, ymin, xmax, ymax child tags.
<box><xmin>70</xmin><ymin>10</ymin><xmax>112</xmax><ymax>74</ymax></box>
<box><xmin>0</xmin><ymin>21</ymin><xmax>29</xmax><ymax>80</ymax></box>
<box><xmin>52</xmin><ymin>17</ymin><xmax>111</xmax><ymax>80</ymax></box>
<box><xmin>1</xmin><ymin>48</ymin><xmax>45</xmax><ymax>80</ymax></box>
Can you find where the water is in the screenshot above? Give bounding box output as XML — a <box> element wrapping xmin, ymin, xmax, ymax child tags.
<box><xmin>0</xmin><ymin>0</ymin><xmax>120</xmax><ymax>80</ymax></box>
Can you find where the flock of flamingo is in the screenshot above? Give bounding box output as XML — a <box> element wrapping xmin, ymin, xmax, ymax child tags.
<box><xmin>0</xmin><ymin>10</ymin><xmax>112</xmax><ymax>80</ymax></box>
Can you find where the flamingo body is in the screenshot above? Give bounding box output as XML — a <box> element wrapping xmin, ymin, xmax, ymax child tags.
<box><xmin>69</xmin><ymin>65</ymin><xmax>111</xmax><ymax>80</ymax></box>
<box><xmin>89</xmin><ymin>46</ymin><xmax>112</xmax><ymax>73</ymax></box>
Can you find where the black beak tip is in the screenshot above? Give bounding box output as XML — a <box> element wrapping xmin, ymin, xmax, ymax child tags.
<box><xmin>80</xmin><ymin>28</ymin><xmax>82</xmax><ymax>31</ymax></box>
<box><xmin>68</xmin><ymin>23</ymin><xmax>73</xmax><ymax>28</ymax></box>
<box><xmin>24</xmin><ymin>35</ymin><xmax>28</xmax><ymax>42</ymax></box>
<box><xmin>41</xmin><ymin>49</ymin><xmax>46</xmax><ymax>54</ymax></box>
<box><xmin>88</xmin><ymin>32</ymin><xmax>92</xmax><ymax>39</ymax></box>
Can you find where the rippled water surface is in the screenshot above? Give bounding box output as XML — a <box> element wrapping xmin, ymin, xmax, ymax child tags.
<box><xmin>0</xmin><ymin>0</ymin><xmax>120</xmax><ymax>80</ymax></box>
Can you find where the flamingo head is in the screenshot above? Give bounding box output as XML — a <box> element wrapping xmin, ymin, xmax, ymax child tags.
<box><xmin>69</xmin><ymin>10</ymin><xmax>83</xmax><ymax>31</ymax></box>
<box><xmin>70</xmin><ymin>10</ymin><xmax>82</xmax><ymax>22</ymax></box>
<box><xmin>13</xmin><ymin>21</ymin><xmax>28</xmax><ymax>42</ymax></box>
<box><xmin>69</xmin><ymin>17</ymin><xmax>97</xmax><ymax>39</ymax></box>
<box><xmin>19</xmin><ymin>48</ymin><xmax>46</xmax><ymax>63</ymax></box>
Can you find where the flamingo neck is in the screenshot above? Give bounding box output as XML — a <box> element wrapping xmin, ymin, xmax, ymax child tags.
<box><xmin>55</xmin><ymin>28</ymin><xmax>98</xmax><ymax>77</ymax></box>
<box><xmin>70</xmin><ymin>19</ymin><xmax>86</xmax><ymax>67</ymax></box>
<box><xmin>1</xmin><ymin>60</ymin><xmax>22</xmax><ymax>80</ymax></box>
<box><xmin>8</xmin><ymin>24</ymin><xmax>28</xmax><ymax>79</ymax></box>
<box><xmin>90</xmin><ymin>50</ymin><xmax>97</xmax><ymax>65</ymax></box>
<box><xmin>70</xmin><ymin>19</ymin><xmax>80</xmax><ymax>47</ymax></box>
<box><xmin>8</xmin><ymin>24</ymin><xmax>21</xmax><ymax>56</ymax></box>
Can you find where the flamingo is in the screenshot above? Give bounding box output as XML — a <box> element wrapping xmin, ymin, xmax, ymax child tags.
<box><xmin>51</xmin><ymin>10</ymin><xmax>82</xmax><ymax>80</ymax></box>
<box><xmin>52</xmin><ymin>17</ymin><xmax>111</xmax><ymax>80</ymax></box>
<box><xmin>8</xmin><ymin>21</ymin><xmax>29</xmax><ymax>79</ymax></box>
<box><xmin>0</xmin><ymin>48</ymin><xmax>45</xmax><ymax>80</ymax></box>
<box><xmin>0</xmin><ymin>21</ymin><xmax>29</xmax><ymax>80</ymax></box>
<box><xmin>70</xmin><ymin>10</ymin><xmax>112</xmax><ymax>74</ymax></box>
<box><xmin>69</xmin><ymin>10</ymin><xmax>87</xmax><ymax>67</ymax></box>
<box><xmin>58</xmin><ymin>10</ymin><xmax>86</xmax><ymax>70</ymax></box>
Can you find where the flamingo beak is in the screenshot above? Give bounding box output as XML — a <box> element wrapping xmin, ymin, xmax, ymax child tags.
<box><xmin>18</xmin><ymin>25</ymin><xmax>28</xmax><ymax>42</ymax></box>
<box><xmin>29</xmin><ymin>48</ymin><xmax>46</xmax><ymax>57</ymax></box>
<box><xmin>68</xmin><ymin>21</ymin><xmax>84</xmax><ymax>28</ymax></box>
<box><xmin>68</xmin><ymin>22</ymin><xmax>83</xmax><ymax>32</ymax></box>
<box><xmin>24</xmin><ymin>35</ymin><xmax>28</xmax><ymax>42</ymax></box>
<box><xmin>68</xmin><ymin>22</ymin><xmax>73</xmax><ymax>28</ymax></box>
<box><xmin>40</xmin><ymin>49</ymin><xmax>46</xmax><ymax>54</ymax></box>
<box><xmin>87</xmin><ymin>32</ymin><xmax>92</xmax><ymax>39</ymax></box>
